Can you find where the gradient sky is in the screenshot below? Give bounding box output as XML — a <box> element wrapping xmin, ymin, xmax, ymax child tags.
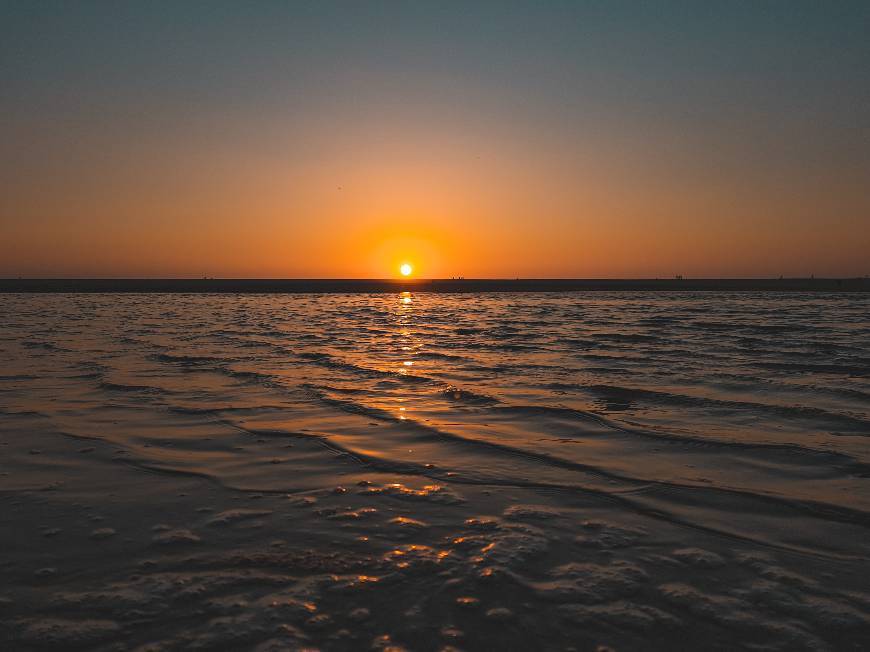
<box><xmin>2</xmin><ymin>1</ymin><xmax>868</xmax><ymax>278</ymax></box>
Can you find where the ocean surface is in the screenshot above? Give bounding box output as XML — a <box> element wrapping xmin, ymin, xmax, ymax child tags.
<box><xmin>2</xmin><ymin>292</ymin><xmax>869</xmax><ymax>650</ymax></box>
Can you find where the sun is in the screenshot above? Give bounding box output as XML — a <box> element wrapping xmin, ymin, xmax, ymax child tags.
<box><xmin>400</xmin><ymin>263</ymin><xmax>413</xmax><ymax>277</ymax></box>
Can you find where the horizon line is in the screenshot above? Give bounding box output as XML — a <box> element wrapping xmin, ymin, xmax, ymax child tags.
<box><xmin>3</xmin><ymin>277</ymin><xmax>868</xmax><ymax>294</ymax></box>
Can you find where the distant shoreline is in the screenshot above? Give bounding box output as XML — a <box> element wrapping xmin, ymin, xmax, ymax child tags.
<box><xmin>1</xmin><ymin>278</ymin><xmax>868</xmax><ymax>293</ymax></box>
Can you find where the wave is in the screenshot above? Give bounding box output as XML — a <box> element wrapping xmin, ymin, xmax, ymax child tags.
<box><xmin>584</xmin><ymin>384</ymin><xmax>870</xmax><ymax>433</ymax></box>
<box><xmin>589</xmin><ymin>332</ymin><xmax>660</xmax><ymax>343</ymax></box>
<box><xmin>151</xmin><ymin>352</ymin><xmax>232</xmax><ymax>366</ymax></box>
<box><xmin>98</xmin><ymin>381</ymin><xmax>168</xmax><ymax>395</ymax></box>
<box><xmin>304</xmin><ymin>385</ymin><xmax>870</xmax><ymax>484</ymax></box>
<box><xmin>21</xmin><ymin>340</ymin><xmax>66</xmax><ymax>351</ymax></box>
<box><xmin>439</xmin><ymin>386</ymin><xmax>499</xmax><ymax>405</ymax></box>
<box><xmin>220</xmin><ymin>411</ymin><xmax>870</xmax><ymax>559</ymax></box>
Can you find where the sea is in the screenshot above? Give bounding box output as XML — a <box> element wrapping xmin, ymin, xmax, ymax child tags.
<box><xmin>1</xmin><ymin>291</ymin><xmax>869</xmax><ymax>650</ymax></box>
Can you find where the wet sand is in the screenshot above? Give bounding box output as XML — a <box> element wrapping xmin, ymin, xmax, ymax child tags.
<box><xmin>2</xmin><ymin>292</ymin><xmax>869</xmax><ymax>650</ymax></box>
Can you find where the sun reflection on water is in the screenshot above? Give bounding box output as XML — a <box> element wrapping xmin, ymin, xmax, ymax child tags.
<box><xmin>395</xmin><ymin>292</ymin><xmax>417</xmax><ymax>416</ymax></box>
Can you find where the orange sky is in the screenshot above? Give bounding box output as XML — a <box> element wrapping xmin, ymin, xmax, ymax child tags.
<box><xmin>2</xmin><ymin>3</ymin><xmax>868</xmax><ymax>278</ymax></box>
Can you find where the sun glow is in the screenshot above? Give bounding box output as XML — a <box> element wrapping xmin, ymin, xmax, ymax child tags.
<box><xmin>400</xmin><ymin>263</ymin><xmax>413</xmax><ymax>276</ymax></box>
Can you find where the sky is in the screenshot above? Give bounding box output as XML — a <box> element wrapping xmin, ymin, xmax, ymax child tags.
<box><xmin>1</xmin><ymin>1</ymin><xmax>868</xmax><ymax>278</ymax></box>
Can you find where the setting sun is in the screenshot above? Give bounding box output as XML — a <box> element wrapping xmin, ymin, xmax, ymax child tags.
<box><xmin>400</xmin><ymin>263</ymin><xmax>413</xmax><ymax>277</ymax></box>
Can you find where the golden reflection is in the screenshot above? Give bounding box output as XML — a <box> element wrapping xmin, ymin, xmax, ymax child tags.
<box><xmin>393</xmin><ymin>291</ymin><xmax>417</xmax><ymax>411</ymax></box>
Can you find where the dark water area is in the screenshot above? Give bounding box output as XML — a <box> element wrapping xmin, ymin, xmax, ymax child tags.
<box><xmin>1</xmin><ymin>292</ymin><xmax>869</xmax><ymax>650</ymax></box>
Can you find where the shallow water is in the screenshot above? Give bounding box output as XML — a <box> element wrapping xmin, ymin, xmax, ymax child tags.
<box><xmin>1</xmin><ymin>292</ymin><xmax>869</xmax><ymax>650</ymax></box>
